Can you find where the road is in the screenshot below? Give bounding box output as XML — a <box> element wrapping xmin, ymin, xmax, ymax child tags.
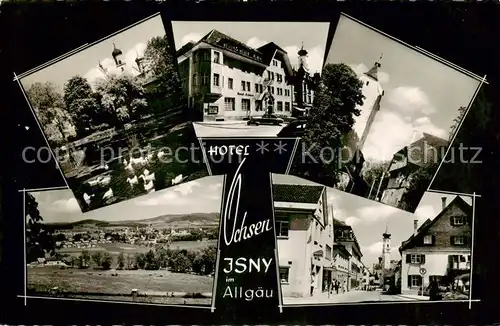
<box><xmin>193</xmin><ymin>122</ymin><xmax>284</xmax><ymax>138</ymax></box>
<box><xmin>283</xmin><ymin>289</ymin><xmax>426</xmax><ymax>305</ymax></box>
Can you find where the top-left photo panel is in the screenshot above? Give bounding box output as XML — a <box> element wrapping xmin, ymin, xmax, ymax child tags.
<box><xmin>17</xmin><ymin>13</ymin><xmax>208</xmax><ymax>212</ymax></box>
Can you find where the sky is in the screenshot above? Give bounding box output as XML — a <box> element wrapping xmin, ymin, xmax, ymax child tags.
<box><xmin>31</xmin><ymin>172</ymin><xmax>473</xmax><ymax>269</ymax></box>
<box><xmin>171</xmin><ymin>21</ymin><xmax>330</xmax><ymax>75</ymax></box>
<box><xmin>272</xmin><ymin>174</ymin><xmax>473</xmax><ymax>268</ymax></box>
<box><xmin>325</xmin><ymin>15</ymin><xmax>482</xmax><ymax>161</ymax></box>
<box><xmin>31</xmin><ymin>176</ymin><xmax>223</xmax><ymax>224</ymax></box>
<box><xmin>20</xmin><ymin>14</ymin><xmax>166</xmax><ymax>92</ymax></box>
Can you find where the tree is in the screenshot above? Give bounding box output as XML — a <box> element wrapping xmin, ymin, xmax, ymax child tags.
<box><xmin>400</xmin><ymin>162</ymin><xmax>440</xmax><ymax>212</ymax></box>
<box><xmin>94</xmin><ymin>74</ymin><xmax>148</xmax><ymax>126</ymax></box>
<box><xmin>291</xmin><ymin>63</ymin><xmax>365</xmax><ymax>186</ymax></box>
<box><xmin>101</xmin><ymin>252</ymin><xmax>113</xmax><ymax>270</ymax></box>
<box><xmin>145</xmin><ymin>249</ymin><xmax>159</xmax><ymax>270</ymax></box>
<box><xmin>125</xmin><ymin>253</ymin><xmax>135</xmax><ymax>270</ymax></box>
<box><xmin>362</xmin><ymin>160</ymin><xmax>391</xmax><ymax>199</ymax></box>
<box><xmin>91</xmin><ymin>251</ymin><xmax>103</xmax><ymax>268</ymax></box>
<box><xmin>63</xmin><ymin>76</ymin><xmax>100</xmax><ymax>135</ymax></box>
<box><xmin>79</xmin><ymin>250</ymin><xmax>90</xmax><ymax>269</ymax></box>
<box><xmin>135</xmin><ymin>252</ymin><xmax>147</xmax><ymax>269</ymax></box>
<box><xmin>169</xmin><ymin>251</ymin><xmax>192</xmax><ymax>273</ymax></box>
<box><xmin>117</xmin><ymin>252</ymin><xmax>125</xmax><ymax>270</ymax></box>
<box><xmin>26</xmin><ymin>82</ymin><xmax>76</xmax><ymax>145</ymax></box>
<box><xmin>25</xmin><ymin>193</ymin><xmax>57</xmax><ymax>263</ymax></box>
<box><xmin>143</xmin><ymin>35</ymin><xmax>184</xmax><ymax>109</ymax></box>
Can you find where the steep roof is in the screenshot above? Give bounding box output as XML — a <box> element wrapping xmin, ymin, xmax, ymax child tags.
<box><xmin>399</xmin><ymin>196</ymin><xmax>472</xmax><ymax>253</ymax></box>
<box><xmin>257</xmin><ymin>42</ymin><xmax>294</xmax><ymax>77</ymax></box>
<box><xmin>201</xmin><ymin>29</ymin><xmax>265</xmax><ymax>63</ymax></box>
<box><xmin>392</xmin><ymin>132</ymin><xmax>449</xmax><ymax>168</ymax></box>
<box><xmin>272</xmin><ymin>184</ymin><xmax>324</xmax><ymax>204</ymax></box>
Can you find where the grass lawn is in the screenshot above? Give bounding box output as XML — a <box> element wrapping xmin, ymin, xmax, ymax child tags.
<box><xmin>28</xmin><ymin>267</ymin><xmax>213</xmax><ymax>300</ymax></box>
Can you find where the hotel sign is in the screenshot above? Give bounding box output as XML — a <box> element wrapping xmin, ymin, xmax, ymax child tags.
<box><xmin>313</xmin><ymin>250</ymin><xmax>323</xmax><ymax>258</ymax></box>
<box><xmin>237</xmin><ymin>92</ymin><xmax>254</xmax><ymax>97</ymax></box>
<box><xmin>219</xmin><ymin>40</ymin><xmax>263</xmax><ymax>63</ymax></box>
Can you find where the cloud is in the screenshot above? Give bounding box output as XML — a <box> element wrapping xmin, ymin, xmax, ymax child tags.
<box><xmin>356</xmin><ymin>204</ymin><xmax>398</xmax><ymax>224</ymax></box>
<box><xmin>345</xmin><ymin>216</ymin><xmax>362</xmax><ymax>226</ymax></box>
<box><xmin>362</xmin><ymin>110</ymin><xmax>447</xmax><ymax>160</ymax></box>
<box><xmin>414</xmin><ymin>204</ymin><xmax>437</xmax><ymax>222</ymax></box>
<box><xmin>172</xmin><ymin>181</ymin><xmax>201</xmax><ymax>196</ymax></box>
<box><xmin>246</xmin><ymin>37</ymin><xmax>268</xmax><ymax>49</ymax></box>
<box><xmin>51</xmin><ymin>198</ymin><xmax>80</xmax><ymax>213</ymax></box>
<box><xmin>180</xmin><ymin>33</ymin><xmax>202</xmax><ymax>48</ymax></box>
<box><xmin>348</xmin><ymin>63</ymin><xmax>390</xmax><ymax>84</ymax></box>
<box><xmin>364</xmin><ymin>241</ymin><xmax>384</xmax><ymax>255</ymax></box>
<box><xmin>83</xmin><ymin>42</ymin><xmax>147</xmax><ymax>87</ymax></box>
<box><xmin>136</xmin><ymin>190</ymin><xmax>189</xmax><ymax>207</ymax></box>
<box><xmin>387</xmin><ymin>86</ymin><xmax>437</xmax><ymax>115</ymax></box>
<box><xmin>284</xmin><ymin>45</ymin><xmax>324</xmax><ymax>75</ymax></box>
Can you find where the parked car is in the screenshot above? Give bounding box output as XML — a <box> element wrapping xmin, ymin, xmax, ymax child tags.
<box><xmin>247</xmin><ymin>114</ymin><xmax>284</xmax><ymax>126</ymax></box>
<box><xmin>277</xmin><ymin>119</ymin><xmax>307</xmax><ymax>137</ymax></box>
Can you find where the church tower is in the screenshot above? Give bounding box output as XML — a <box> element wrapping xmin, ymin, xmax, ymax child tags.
<box><xmin>112</xmin><ymin>43</ymin><xmax>126</xmax><ymax>71</ymax></box>
<box><xmin>354</xmin><ymin>55</ymin><xmax>385</xmax><ymax>151</ymax></box>
<box><xmin>298</xmin><ymin>43</ymin><xmax>308</xmax><ymax>72</ymax></box>
<box><xmin>382</xmin><ymin>222</ymin><xmax>391</xmax><ymax>270</ymax></box>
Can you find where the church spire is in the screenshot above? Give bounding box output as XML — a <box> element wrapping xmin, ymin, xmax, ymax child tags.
<box><xmin>365</xmin><ymin>54</ymin><xmax>383</xmax><ymax>81</ymax></box>
<box><xmin>383</xmin><ymin>220</ymin><xmax>391</xmax><ymax>239</ymax></box>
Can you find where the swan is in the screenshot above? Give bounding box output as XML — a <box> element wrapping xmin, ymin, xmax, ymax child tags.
<box><xmin>171</xmin><ymin>174</ymin><xmax>183</xmax><ymax>185</ymax></box>
<box><xmin>98</xmin><ymin>176</ymin><xmax>111</xmax><ymax>186</ymax></box>
<box><xmin>83</xmin><ymin>192</ymin><xmax>94</xmax><ymax>205</ymax></box>
<box><xmin>127</xmin><ymin>175</ymin><xmax>138</xmax><ymax>187</ymax></box>
<box><xmin>102</xmin><ymin>188</ymin><xmax>114</xmax><ymax>200</ymax></box>
<box><xmin>87</xmin><ymin>179</ymin><xmax>99</xmax><ymax>187</ymax></box>
<box><xmin>144</xmin><ymin>179</ymin><xmax>154</xmax><ymax>192</ymax></box>
<box><xmin>140</xmin><ymin>172</ymin><xmax>155</xmax><ymax>182</ymax></box>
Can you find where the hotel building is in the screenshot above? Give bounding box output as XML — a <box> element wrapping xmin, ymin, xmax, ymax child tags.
<box><xmin>176</xmin><ymin>30</ymin><xmax>295</xmax><ymax>121</ymax></box>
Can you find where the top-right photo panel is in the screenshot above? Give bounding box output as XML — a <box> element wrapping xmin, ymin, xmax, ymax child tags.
<box><xmin>288</xmin><ymin>13</ymin><xmax>484</xmax><ymax>214</ymax></box>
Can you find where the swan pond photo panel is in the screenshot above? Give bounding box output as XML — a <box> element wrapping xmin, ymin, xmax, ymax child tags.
<box><xmin>19</xmin><ymin>13</ymin><xmax>207</xmax><ymax>213</ymax></box>
<box><xmin>272</xmin><ymin>174</ymin><xmax>473</xmax><ymax>305</ymax></box>
<box><xmin>287</xmin><ymin>14</ymin><xmax>484</xmax><ymax>214</ymax></box>
<box><xmin>25</xmin><ymin>176</ymin><xmax>223</xmax><ymax>306</ymax></box>
<box><xmin>172</xmin><ymin>21</ymin><xmax>329</xmax><ymax>138</ymax></box>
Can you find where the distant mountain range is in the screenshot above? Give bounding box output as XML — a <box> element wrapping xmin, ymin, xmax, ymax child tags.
<box><xmin>45</xmin><ymin>212</ymin><xmax>220</xmax><ymax>229</ymax></box>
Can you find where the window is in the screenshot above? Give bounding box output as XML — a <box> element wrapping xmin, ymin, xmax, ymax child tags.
<box><xmin>451</xmin><ymin>236</ymin><xmax>465</xmax><ymax>245</ymax></box>
<box><xmin>213</xmin><ymin>73</ymin><xmax>220</xmax><ymax>86</ymax></box>
<box><xmin>213</xmin><ymin>51</ymin><xmax>220</xmax><ymax>63</ymax></box>
<box><xmin>406</xmin><ymin>254</ymin><xmax>425</xmax><ymax>264</ymax></box>
<box><xmin>276</xmin><ymin>219</ymin><xmax>289</xmax><ymax>237</ymax></box>
<box><xmin>366</xmin><ymin>81</ymin><xmax>370</xmax><ymax>86</ymax></box>
<box><xmin>246</xmin><ymin>81</ymin><xmax>250</xmax><ymax>92</ymax></box>
<box><xmin>241</xmin><ymin>81</ymin><xmax>246</xmax><ymax>91</ymax></box>
<box><xmin>429</xmin><ymin>275</ymin><xmax>442</xmax><ymax>285</ymax></box>
<box><xmin>241</xmin><ymin>98</ymin><xmax>250</xmax><ymax>111</ymax></box>
<box><xmin>255</xmin><ymin>83</ymin><xmax>259</xmax><ymax>93</ymax></box>
<box><xmin>192</xmin><ymin>74</ymin><xmax>197</xmax><ymax>86</ymax></box>
<box><xmin>224</xmin><ymin>98</ymin><xmax>235</xmax><ymax>111</ymax></box>
<box><xmin>408</xmin><ymin>275</ymin><xmax>422</xmax><ymax>288</ymax></box>
<box><xmin>208</xmin><ymin>106</ymin><xmax>218</xmax><ymax>115</ymax></box>
<box><xmin>277</xmin><ymin>74</ymin><xmax>282</xmax><ymax>83</ymax></box>
<box><xmin>202</xmin><ymin>74</ymin><xmax>209</xmax><ymax>85</ymax></box>
<box><xmin>203</xmin><ymin>51</ymin><xmax>210</xmax><ymax>61</ymax></box>
<box><xmin>451</xmin><ymin>216</ymin><xmax>465</xmax><ymax>226</ymax></box>
<box><xmin>423</xmin><ymin>235</ymin><xmax>433</xmax><ymax>245</ymax></box>
<box><xmin>271</xmin><ymin>87</ymin><xmax>275</xmax><ymax>94</ymax></box>
<box><xmin>228</xmin><ymin>78</ymin><xmax>233</xmax><ymax>89</ymax></box>
<box><xmin>255</xmin><ymin>100</ymin><xmax>262</xmax><ymax>112</ymax></box>
<box><xmin>259</xmin><ymin>84</ymin><xmax>263</xmax><ymax>93</ymax></box>
<box><xmin>285</xmin><ymin>102</ymin><xmax>290</xmax><ymax>111</ymax></box>
<box><xmin>285</xmin><ymin>89</ymin><xmax>290</xmax><ymax>96</ymax></box>
<box><xmin>271</xmin><ymin>72</ymin><xmax>275</xmax><ymax>80</ymax></box>
<box><xmin>279</xmin><ymin>267</ymin><xmax>290</xmax><ymax>284</ymax></box>
<box><xmin>267</xmin><ymin>71</ymin><xmax>271</xmax><ymax>79</ymax></box>
<box><xmin>267</xmin><ymin>86</ymin><xmax>271</xmax><ymax>93</ymax></box>
<box><xmin>278</xmin><ymin>88</ymin><xmax>283</xmax><ymax>96</ymax></box>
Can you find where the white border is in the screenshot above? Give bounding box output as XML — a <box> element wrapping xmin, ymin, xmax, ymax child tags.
<box><xmin>469</xmin><ymin>192</ymin><xmax>477</xmax><ymax>310</ymax></box>
<box><xmin>19</xmin><ymin>186</ymin><xmax>213</xmax><ymax>309</ymax></box>
<box><xmin>210</xmin><ymin>174</ymin><xmax>227</xmax><ymax>313</ymax></box>
<box><xmin>269</xmin><ymin>173</ymin><xmax>284</xmax><ymax>313</ymax></box>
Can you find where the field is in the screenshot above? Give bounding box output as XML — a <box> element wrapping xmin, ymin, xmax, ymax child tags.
<box><xmin>58</xmin><ymin>240</ymin><xmax>218</xmax><ymax>258</ymax></box>
<box><xmin>28</xmin><ymin>267</ymin><xmax>213</xmax><ymax>306</ymax></box>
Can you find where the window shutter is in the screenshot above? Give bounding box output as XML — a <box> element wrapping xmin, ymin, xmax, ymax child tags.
<box><xmin>432</xmin><ymin>235</ymin><xmax>436</xmax><ymax>245</ymax></box>
<box><xmin>450</xmin><ymin>216</ymin><xmax>454</xmax><ymax>226</ymax></box>
<box><xmin>421</xmin><ymin>255</ymin><xmax>426</xmax><ymax>264</ymax></box>
<box><xmin>406</xmin><ymin>254</ymin><xmax>411</xmax><ymax>263</ymax></box>
<box><xmin>450</xmin><ymin>236</ymin><xmax>455</xmax><ymax>245</ymax></box>
<box><xmin>407</xmin><ymin>275</ymin><xmax>412</xmax><ymax>288</ymax></box>
<box><xmin>448</xmin><ymin>255</ymin><xmax>453</xmax><ymax>268</ymax></box>
<box><xmin>464</xmin><ymin>236</ymin><xmax>470</xmax><ymax>246</ymax></box>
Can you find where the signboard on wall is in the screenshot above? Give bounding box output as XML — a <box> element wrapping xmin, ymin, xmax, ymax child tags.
<box><xmin>208</xmin><ymin>106</ymin><xmax>219</xmax><ymax>115</ymax></box>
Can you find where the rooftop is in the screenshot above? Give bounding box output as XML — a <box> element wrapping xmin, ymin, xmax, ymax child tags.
<box><xmin>272</xmin><ymin>184</ymin><xmax>324</xmax><ymax>204</ymax></box>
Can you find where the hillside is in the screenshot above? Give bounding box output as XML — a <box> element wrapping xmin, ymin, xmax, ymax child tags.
<box><xmin>45</xmin><ymin>212</ymin><xmax>220</xmax><ymax>229</ymax></box>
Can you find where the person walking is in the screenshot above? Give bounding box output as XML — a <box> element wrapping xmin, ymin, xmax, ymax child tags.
<box><xmin>429</xmin><ymin>279</ymin><xmax>442</xmax><ymax>301</ymax></box>
<box><xmin>335</xmin><ymin>280</ymin><xmax>339</xmax><ymax>294</ymax></box>
<box><xmin>310</xmin><ymin>271</ymin><xmax>317</xmax><ymax>297</ymax></box>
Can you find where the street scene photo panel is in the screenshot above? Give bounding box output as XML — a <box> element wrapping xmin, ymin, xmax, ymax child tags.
<box><xmin>171</xmin><ymin>21</ymin><xmax>329</xmax><ymax>138</ymax></box>
<box><xmin>25</xmin><ymin>176</ymin><xmax>223</xmax><ymax>306</ymax></box>
<box><xmin>19</xmin><ymin>13</ymin><xmax>207</xmax><ymax>213</ymax></box>
<box><xmin>287</xmin><ymin>14</ymin><xmax>484</xmax><ymax>214</ymax></box>
<box><xmin>272</xmin><ymin>174</ymin><xmax>473</xmax><ymax>305</ymax></box>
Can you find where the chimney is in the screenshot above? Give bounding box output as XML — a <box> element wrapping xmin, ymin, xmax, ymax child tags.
<box><xmin>413</xmin><ymin>220</ymin><xmax>418</xmax><ymax>236</ymax></box>
<box><xmin>441</xmin><ymin>197</ymin><xmax>447</xmax><ymax>211</ymax></box>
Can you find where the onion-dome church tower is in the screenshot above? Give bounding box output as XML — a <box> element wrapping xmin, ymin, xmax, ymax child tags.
<box><xmin>112</xmin><ymin>43</ymin><xmax>126</xmax><ymax>71</ymax></box>
<box><xmin>354</xmin><ymin>55</ymin><xmax>385</xmax><ymax>151</ymax></box>
<box><xmin>381</xmin><ymin>222</ymin><xmax>392</xmax><ymax>270</ymax></box>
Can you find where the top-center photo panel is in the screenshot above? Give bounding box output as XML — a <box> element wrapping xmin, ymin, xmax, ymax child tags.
<box><xmin>172</xmin><ymin>21</ymin><xmax>330</xmax><ymax>138</ymax></box>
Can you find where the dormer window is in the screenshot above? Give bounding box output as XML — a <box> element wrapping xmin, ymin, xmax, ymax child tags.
<box><xmin>423</xmin><ymin>235</ymin><xmax>433</xmax><ymax>245</ymax></box>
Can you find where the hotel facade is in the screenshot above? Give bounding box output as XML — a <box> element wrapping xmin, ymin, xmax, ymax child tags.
<box><xmin>176</xmin><ymin>30</ymin><xmax>297</xmax><ymax>121</ymax></box>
